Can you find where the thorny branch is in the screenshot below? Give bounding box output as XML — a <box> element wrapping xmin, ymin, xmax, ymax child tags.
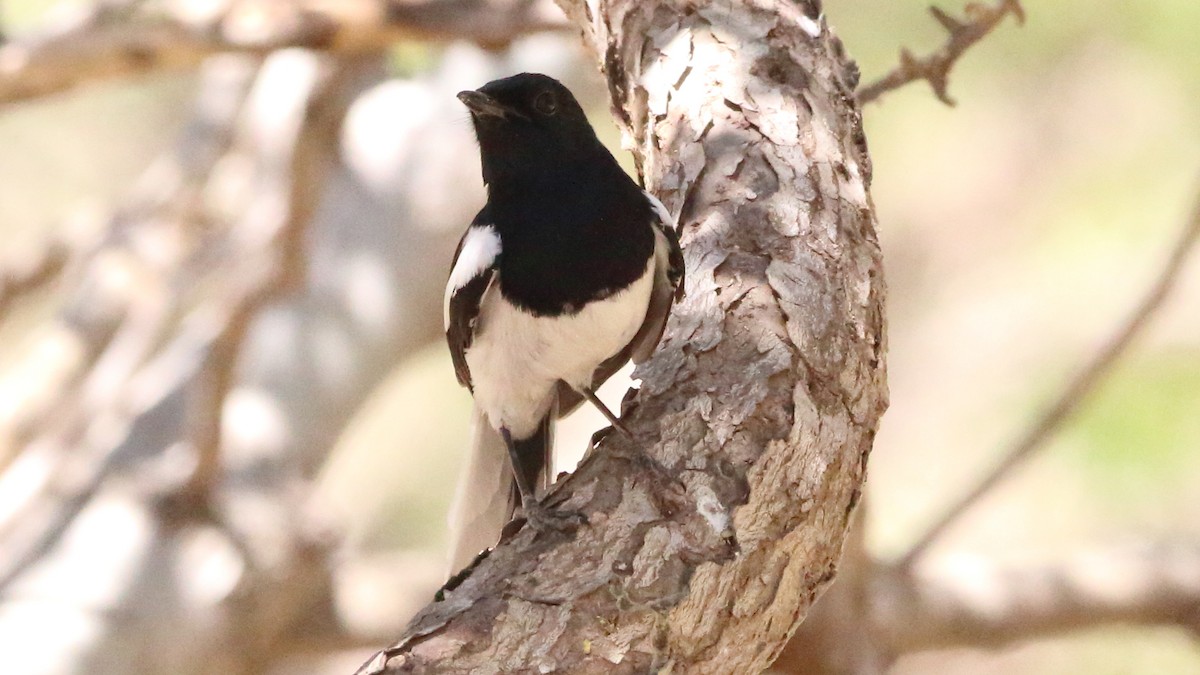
<box><xmin>857</xmin><ymin>0</ymin><xmax>1025</xmax><ymax>106</ymax></box>
<box><xmin>897</xmin><ymin>182</ymin><xmax>1200</xmax><ymax>571</ymax></box>
<box><xmin>0</xmin><ymin>0</ymin><xmax>566</xmax><ymax>106</ymax></box>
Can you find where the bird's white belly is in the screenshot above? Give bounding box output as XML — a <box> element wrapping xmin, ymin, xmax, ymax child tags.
<box><xmin>466</xmin><ymin>266</ymin><xmax>654</xmax><ymax>438</ymax></box>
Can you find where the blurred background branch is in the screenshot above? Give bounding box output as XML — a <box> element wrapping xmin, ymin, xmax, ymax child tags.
<box><xmin>879</xmin><ymin>542</ymin><xmax>1200</xmax><ymax>654</ymax></box>
<box><xmin>0</xmin><ymin>0</ymin><xmax>566</xmax><ymax>105</ymax></box>
<box><xmin>0</xmin><ymin>0</ymin><xmax>1198</xmax><ymax>673</ymax></box>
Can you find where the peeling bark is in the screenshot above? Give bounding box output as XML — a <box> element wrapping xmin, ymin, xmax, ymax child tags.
<box><xmin>360</xmin><ymin>0</ymin><xmax>886</xmax><ymax>672</ymax></box>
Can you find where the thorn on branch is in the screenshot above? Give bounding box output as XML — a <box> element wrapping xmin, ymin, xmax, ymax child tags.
<box><xmin>857</xmin><ymin>0</ymin><xmax>1025</xmax><ymax>106</ymax></box>
<box><xmin>929</xmin><ymin>6</ymin><xmax>965</xmax><ymax>33</ymax></box>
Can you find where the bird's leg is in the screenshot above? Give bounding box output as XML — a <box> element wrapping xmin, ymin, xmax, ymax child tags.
<box><xmin>499</xmin><ymin>426</ymin><xmax>587</xmax><ymax>534</ymax></box>
<box><xmin>499</xmin><ymin>426</ymin><xmax>539</xmax><ymax>508</ymax></box>
<box><xmin>572</xmin><ymin>384</ymin><xmax>632</xmax><ymax>437</ymax></box>
<box><xmin>581</xmin><ymin>407</ymin><xmax>683</xmax><ymax>492</ymax></box>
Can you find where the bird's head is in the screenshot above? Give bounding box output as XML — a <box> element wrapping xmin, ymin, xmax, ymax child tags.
<box><xmin>458</xmin><ymin>73</ymin><xmax>601</xmax><ymax>183</ymax></box>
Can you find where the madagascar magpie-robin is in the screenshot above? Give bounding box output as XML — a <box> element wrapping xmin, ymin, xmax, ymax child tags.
<box><xmin>444</xmin><ymin>73</ymin><xmax>684</xmax><ymax>570</ymax></box>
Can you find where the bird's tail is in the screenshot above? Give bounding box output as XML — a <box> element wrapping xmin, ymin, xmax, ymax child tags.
<box><xmin>446</xmin><ymin>404</ymin><xmax>554</xmax><ymax>574</ymax></box>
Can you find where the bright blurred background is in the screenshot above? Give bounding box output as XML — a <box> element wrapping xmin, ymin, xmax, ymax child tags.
<box><xmin>0</xmin><ymin>0</ymin><xmax>1197</xmax><ymax>673</ymax></box>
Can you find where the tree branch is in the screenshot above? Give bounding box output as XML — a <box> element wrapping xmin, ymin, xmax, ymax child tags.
<box><xmin>0</xmin><ymin>53</ymin><xmax>263</xmax><ymax>586</ymax></box>
<box><xmin>857</xmin><ymin>0</ymin><xmax>1025</xmax><ymax>106</ymax></box>
<box><xmin>878</xmin><ymin>543</ymin><xmax>1200</xmax><ymax>653</ymax></box>
<box><xmin>358</xmin><ymin>0</ymin><xmax>886</xmax><ymax>672</ymax></box>
<box><xmin>0</xmin><ymin>0</ymin><xmax>566</xmax><ymax>106</ymax></box>
<box><xmin>897</xmin><ymin>181</ymin><xmax>1200</xmax><ymax>571</ymax></box>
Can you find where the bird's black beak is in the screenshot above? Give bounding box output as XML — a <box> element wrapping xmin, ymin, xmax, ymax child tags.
<box><xmin>458</xmin><ymin>90</ymin><xmax>511</xmax><ymax>118</ymax></box>
<box><xmin>457</xmin><ymin>90</ymin><xmax>520</xmax><ymax>120</ymax></box>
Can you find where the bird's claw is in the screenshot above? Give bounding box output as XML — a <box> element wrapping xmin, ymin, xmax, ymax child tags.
<box><xmin>518</xmin><ymin>500</ymin><xmax>588</xmax><ymax>534</ymax></box>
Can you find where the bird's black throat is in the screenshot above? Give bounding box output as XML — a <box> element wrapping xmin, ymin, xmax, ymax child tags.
<box><xmin>462</xmin><ymin>72</ymin><xmax>658</xmax><ymax>318</ymax></box>
<box><xmin>488</xmin><ymin>153</ymin><xmax>655</xmax><ymax>317</ymax></box>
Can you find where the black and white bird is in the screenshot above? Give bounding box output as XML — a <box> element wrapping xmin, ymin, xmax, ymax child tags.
<box><xmin>444</xmin><ymin>73</ymin><xmax>684</xmax><ymax>570</ymax></box>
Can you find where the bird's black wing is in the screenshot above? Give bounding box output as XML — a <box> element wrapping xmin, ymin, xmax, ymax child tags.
<box><xmin>444</xmin><ymin>207</ymin><xmax>499</xmax><ymax>391</ymax></box>
<box><xmin>663</xmin><ymin>214</ymin><xmax>686</xmax><ymax>301</ymax></box>
<box><xmin>628</xmin><ymin>192</ymin><xmax>685</xmax><ymax>363</ymax></box>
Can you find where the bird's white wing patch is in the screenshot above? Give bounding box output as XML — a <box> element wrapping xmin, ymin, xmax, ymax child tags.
<box><xmin>449</xmin><ymin>225</ymin><xmax>502</xmax><ymax>290</ymax></box>
<box><xmin>642</xmin><ymin>190</ymin><xmax>677</xmax><ymax>230</ymax></box>
<box><xmin>444</xmin><ymin>225</ymin><xmax>501</xmax><ymax>329</ymax></box>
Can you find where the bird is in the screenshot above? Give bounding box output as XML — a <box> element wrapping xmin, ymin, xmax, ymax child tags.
<box><xmin>443</xmin><ymin>72</ymin><xmax>684</xmax><ymax>572</ymax></box>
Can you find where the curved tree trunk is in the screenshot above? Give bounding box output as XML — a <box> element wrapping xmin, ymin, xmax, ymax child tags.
<box><xmin>359</xmin><ymin>0</ymin><xmax>887</xmax><ymax>672</ymax></box>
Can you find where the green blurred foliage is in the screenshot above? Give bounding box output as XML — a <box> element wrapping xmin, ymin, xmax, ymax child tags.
<box><xmin>3</xmin><ymin>0</ymin><xmax>50</xmax><ymax>29</ymax></box>
<box><xmin>0</xmin><ymin>74</ymin><xmax>191</xmax><ymax>239</ymax></box>
<box><xmin>0</xmin><ymin>0</ymin><xmax>193</xmax><ymax>236</ymax></box>
<box><xmin>1066</xmin><ymin>350</ymin><xmax>1200</xmax><ymax>493</ymax></box>
<box><xmin>388</xmin><ymin>41</ymin><xmax>443</xmax><ymax>78</ymax></box>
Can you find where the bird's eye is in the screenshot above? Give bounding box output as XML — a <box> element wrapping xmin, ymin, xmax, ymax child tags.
<box><xmin>533</xmin><ymin>91</ymin><xmax>558</xmax><ymax>116</ymax></box>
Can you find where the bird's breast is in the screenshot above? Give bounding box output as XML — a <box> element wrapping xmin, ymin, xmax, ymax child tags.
<box><xmin>465</xmin><ymin>261</ymin><xmax>655</xmax><ymax>436</ymax></box>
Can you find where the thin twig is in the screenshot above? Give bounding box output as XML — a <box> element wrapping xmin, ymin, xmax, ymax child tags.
<box><xmin>857</xmin><ymin>0</ymin><xmax>1025</xmax><ymax>106</ymax></box>
<box><xmin>897</xmin><ymin>183</ymin><xmax>1200</xmax><ymax>571</ymax></box>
